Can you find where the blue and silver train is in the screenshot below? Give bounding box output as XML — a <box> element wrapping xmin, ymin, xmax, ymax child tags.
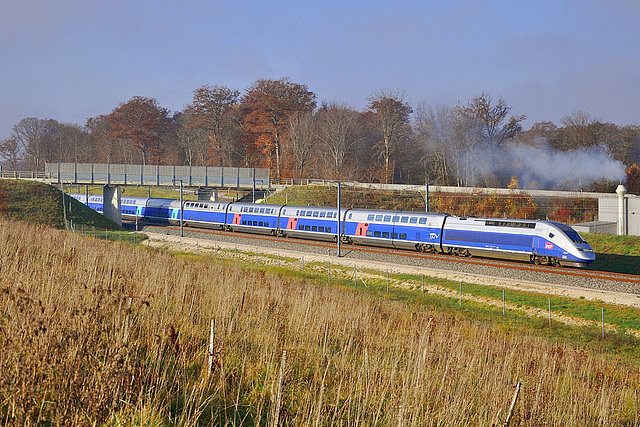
<box><xmin>70</xmin><ymin>194</ymin><xmax>595</xmax><ymax>268</ymax></box>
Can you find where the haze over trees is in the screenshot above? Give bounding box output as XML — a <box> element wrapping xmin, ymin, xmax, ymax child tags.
<box><xmin>2</xmin><ymin>77</ymin><xmax>639</xmax><ymax>192</ymax></box>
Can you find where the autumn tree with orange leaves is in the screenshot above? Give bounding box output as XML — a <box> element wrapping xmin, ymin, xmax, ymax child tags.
<box><xmin>108</xmin><ymin>96</ymin><xmax>172</xmax><ymax>165</ymax></box>
<box><xmin>241</xmin><ymin>78</ymin><xmax>316</xmax><ymax>182</ymax></box>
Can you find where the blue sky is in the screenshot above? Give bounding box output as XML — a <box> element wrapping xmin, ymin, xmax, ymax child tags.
<box><xmin>1</xmin><ymin>0</ymin><xmax>639</xmax><ymax>139</ymax></box>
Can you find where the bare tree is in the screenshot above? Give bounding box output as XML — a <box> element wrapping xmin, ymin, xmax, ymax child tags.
<box><xmin>315</xmin><ymin>103</ymin><xmax>361</xmax><ymax>179</ymax></box>
<box><xmin>11</xmin><ymin>118</ymin><xmax>55</xmax><ymax>171</ymax></box>
<box><xmin>465</xmin><ymin>93</ymin><xmax>526</xmax><ymax>172</ymax></box>
<box><xmin>413</xmin><ymin>103</ymin><xmax>455</xmax><ymax>184</ymax></box>
<box><xmin>0</xmin><ymin>137</ymin><xmax>21</xmax><ymax>170</ymax></box>
<box><xmin>173</xmin><ymin>110</ymin><xmax>209</xmax><ymax>166</ymax></box>
<box><xmin>287</xmin><ymin>112</ymin><xmax>316</xmax><ymax>183</ymax></box>
<box><xmin>55</xmin><ymin>123</ymin><xmax>89</xmax><ymax>163</ymax></box>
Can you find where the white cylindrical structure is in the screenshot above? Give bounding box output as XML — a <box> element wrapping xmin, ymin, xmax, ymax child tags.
<box><xmin>616</xmin><ymin>184</ymin><xmax>627</xmax><ymax>235</ymax></box>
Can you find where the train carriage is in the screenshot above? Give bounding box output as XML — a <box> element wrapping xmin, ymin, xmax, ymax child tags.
<box><xmin>120</xmin><ymin>197</ymin><xmax>151</xmax><ymax>221</ymax></box>
<box><xmin>225</xmin><ymin>202</ymin><xmax>282</xmax><ymax>235</ymax></box>
<box><xmin>344</xmin><ymin>209</ymin><xmax>448</xmax><ymax>251</ymax></box>
<box><xmin>277</xmin><ymin>205</ymin><xmax>341</xmax><ymax>241</ymax></box>
<box><xmin>171</xmin><ymin>200</ymin><xmax>230</xmax><ymax>229</ymax></box>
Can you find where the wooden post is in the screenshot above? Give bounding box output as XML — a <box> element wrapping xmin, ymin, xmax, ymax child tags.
<box><xmin>634</xmin><ymin>388</ymin><xmax>637</xmax><ymax>426</ymax></box>
<box><xmin>548</xmin><ymin>298</ymin><xmax>552</xmax><ymax>326</ymax></box>
<box><xmin>459</xmin><ymin>282</ymin><xmax>462</xmax><ymax>307</ymax></box>
<box><xmin>503</xmin><ymin>290</ymin><xmax>505</xmax><ymax>315</ymax></box>
<box><xmin>421</xmin><ymin>275</ymin><xmax>424</xmax><ymax>296</ymax></box>
<box><xmin>273</xmin><ymin>350</ymin><xmax>287</xmax><ymax>426</ymax></box>
<box><xmin>602</xmin><ymin>308</ymin><xmax>605</xmax><ymax>339</ymax></box>
<box><xmin>208</xmin><ymin>319</ymin><xmax>215</xmax><ymax>376</ymax></box>
<box><xmin>504</xmin><ymin>380</ymin><xmax>522</xmax><ymax>426</ymax></box>
<box><xmin>387</xmin><ymin>270</ymin><xmax>389</xmax><ymax>293</ymax></box>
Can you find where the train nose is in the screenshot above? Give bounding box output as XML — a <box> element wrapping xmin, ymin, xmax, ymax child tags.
<box><xmin>577</xmin><ymin>247</ymin><xmax>596</xmax><ymax>261</ymax></box>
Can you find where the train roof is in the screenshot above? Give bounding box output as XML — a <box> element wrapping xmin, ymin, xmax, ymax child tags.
<box><xmin>283</xmin><ymin>205</ymin><xmax>338</xmax><ymax>211</ymax></box>
<box><xmin>349</xmin><ymin>208</ymin><xmax>449</xmax><ymax>218</ymax></box>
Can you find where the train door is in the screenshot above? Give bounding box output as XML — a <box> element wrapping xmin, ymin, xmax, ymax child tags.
<box><xmin>287</xmin><ymin>217</ymin><xmax>298</xmax><ymax>230</ymax></box>
<box><xmin>355</xmin><ymin>223</ymin><xmax>369</xmax><ymax>236</ymax></box>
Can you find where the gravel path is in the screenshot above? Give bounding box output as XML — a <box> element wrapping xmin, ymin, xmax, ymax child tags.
<box><xmin>139</xmin><ymin>225</ymin><xmax>640</xmax><ymax>310</ymax></box>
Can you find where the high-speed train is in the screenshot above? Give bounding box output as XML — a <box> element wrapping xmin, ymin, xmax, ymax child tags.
<box><xmin>70</xmin><ymin>194</ymin><xmax>596</xmax><ymax>268</ymax></box>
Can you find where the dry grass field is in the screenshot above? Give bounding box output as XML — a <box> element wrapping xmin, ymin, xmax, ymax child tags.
<box><xmin>1</xmin><ymin>218</ymin><xmax>640</xmax><ymax>425</ymax></box>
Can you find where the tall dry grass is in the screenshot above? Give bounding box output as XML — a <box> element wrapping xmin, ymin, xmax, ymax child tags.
<box><xmin>1</xmin><ymin>218</ymin><xmax>638</xmax><ymax>425</ymax></box>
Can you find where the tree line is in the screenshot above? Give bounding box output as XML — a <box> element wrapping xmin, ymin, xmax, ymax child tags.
<box><xmin>2</xmin><ymin>77</ymin><xmax>639</xmax><ymax>192</ymax></box>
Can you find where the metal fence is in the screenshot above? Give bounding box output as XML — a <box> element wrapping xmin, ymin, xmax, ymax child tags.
<box><xmin>44</xmin><ymin>163</ymin><xmax>270</xmax><ymax>189</ymax></box>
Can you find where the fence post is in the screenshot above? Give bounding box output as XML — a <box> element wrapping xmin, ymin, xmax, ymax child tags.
<box><xmin>273</xmin><ymin>350</ymin><xmax>287</xmax><ymax>427</ymax></box>
<box><xmin>459</xmin><ymin>282</ymin><xmax>462</xmax><ymax>307</ymax></box>
<box><xmin>548</xmin><ymin>298</ymin><xmax>551</xmax><ymax>326</ymax></box>
<box><xmin>387</xmin><ymin>270</ymin><xmax>389</xmax><ymax>293</ymax></box>
<box><xmin>208</xmin><ymin>319</ymin><xmax>215</xmax><ymax>376</ymax></box>
<box><xmin>503</xmin><ymin>290</ymin><xmax>505</xmax><ymax>315</ymax></box>
<box><xmin>421</xmin><ymin>275</ymin><xmax>424</xmax><ymax>296</ymax></box>
<box><xmin>602</xmin><ymin>308</ymin><xmax>605</xmax><ymax>339</ymax></box>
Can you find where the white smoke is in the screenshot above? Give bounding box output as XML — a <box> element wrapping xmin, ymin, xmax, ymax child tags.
<box><xmin>500</xmin><ymin>140</ymin><xmax>626</xmax><ymax>190</ymax></box>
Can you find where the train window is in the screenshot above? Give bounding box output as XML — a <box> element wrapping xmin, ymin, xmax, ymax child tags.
<box><xmin>313</xmin><ymin>211</ymin><xmax>319</xmax><ymax>217</ymax></box>
<box><xmin>312</xmin><ymin>226</ymin><xmax>317</xmax><ymax>231</ymax></box>
<box><xmin>374</xmin><ymin>231</ymin><xmax>381</xmax><ymax>237</ymax></box>
<box><xmin>242</xmin><ymin>220</ymin><xmax>247</xmax><ymax>225</ymax></box>
<box><xmin>259</xmin><ymin>208</ymin><xmax>264</xmax><ymax>213</ymax></box>
<box><xmin>549</xmin><ymin>233</ymin><xmax>554</xmax><ymax>238</ymax></box>
<box><xmin>320</xmin><ymin>212</ymin><xmax>326</xmax><ymax>218</ymax></box>
<box><xmin>326</xmin><ymin>227</ymin><xmax>331</xmax><ymax>233</ymax></box>
<box><xmin>349</xmin><ymin>213</ymin><xmax>352</xmax><ymax>219</ymax></box>
<box><xmin>368</xmin><ymin>214</ymin><xmax>374</xmax><ymax>221</ymax></box>
<box><xmin>305</xmin><ymin>225</ymin><xmax>311</xmax><ymax>231</ymax></box>
<box><xmin>383</xmin><ymin>232</ymin><xmax>389</xmax><ymax>238</ymax></box>
<box><xmin>298</xmin><ymin>225</ymin><xmax>304</xmax><ymax>230</ymax></box>
<box><xmin>319</xmin><ymin>226</ymin><xmax>325</xmax><ymax>232</ymax></box>
<box><xmin>259</xmin><ymin>221</ymin><xmax>264</xmax><ymax>226</ymax></box>
<box><xmin>383</xmin><ymin>215</ymin><xmax>391</xmax><ymax>222</ymax></box>
<box><xmin>300</xmin><ymin>210</ymin><xmax>305</xmax><ymax>216</ymax></box>
<box><xmin>410</xmin><ymin>217</ymin><xmax>418</xmax><ymax>224</ymax></box>
<box><xmin>366</xmin><ymin>231</ymin><xmax>373</xmax><ymax>236</ymax></box>
<box><xmin>401</xmin><ymin>217</ymin><xmax>408</xmax><ymax>223</ymax></box>
<box><xmin>375</xmin><ymin>215</ymin><xmax>383</xmax><ymax>221</ymax></box>
<box><xmin>391</xmin><ymin>233</ymin><xmax>398</xmax><ymax>238</ymax></box>
<box><xmin>399</xmin><ymin>233</ymin><xmax>407</xmax><ymax>239</ymax></box>
<box><xmin>419</xmin><ymin>218</ymin><xmax>427</xmax><ymax>224</ymax></box>
<box><xmin>392</xmin><ymin>216</ymin><xmax>399</xmax><ymax>222</ymax></box>
<box><xmin>306</xmin><ymin>211</ymin><xmax>312</xmax><ymax>217</ymax></box>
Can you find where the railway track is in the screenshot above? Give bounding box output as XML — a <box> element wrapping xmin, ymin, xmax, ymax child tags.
<box><xmin>137</xmin><ymin>223</ymin><xmax>640</xmax><ymax>296</ymax></box>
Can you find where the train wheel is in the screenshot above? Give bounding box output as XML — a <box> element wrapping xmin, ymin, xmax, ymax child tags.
<box><xmin>532</xmin><ymin>255</ymin><xmax>541</xmax><ymax>265</ymax></box>
<box><xmin>552</xmin><ymin>258</ymin><xmax>561</xmax><ymax>267</ymax></box>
